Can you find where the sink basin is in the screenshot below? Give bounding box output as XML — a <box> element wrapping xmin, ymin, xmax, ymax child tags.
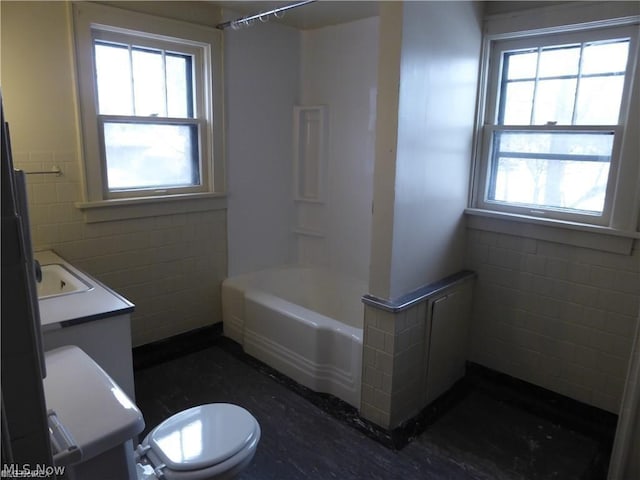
<box><xmin>37</xmin><ymin>264</ymin><xmax>93</xmax><ymax>299</ymax></box>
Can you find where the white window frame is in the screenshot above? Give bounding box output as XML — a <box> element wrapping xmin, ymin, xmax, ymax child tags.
<box><xmin>469</xmin><ymin>4</ymin><xmax>640</xmax><ymax>244</ymax></box>
<box><xmin>72</xmin><ymin>2</ymin><xmax>225</xmax><ymax>219</ymax></box>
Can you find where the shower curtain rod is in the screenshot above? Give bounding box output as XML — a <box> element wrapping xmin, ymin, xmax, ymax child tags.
<box><xmin>216</xmin><ymin>0</ymin><xmax>316</xmax><ymax>30</ymax></box>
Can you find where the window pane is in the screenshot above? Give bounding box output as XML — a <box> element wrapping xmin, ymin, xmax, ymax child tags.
<box><xmin>132</xmin><ymin>48</ymin><xmax>166</xmax><ymax>116</ymax></box>
<box><xmin>166</xmin><ymin>54</ymin><xmax>191</xmax><ymax>118</ymax></box>
<box><xmin>533</xmin><ymin>79</ymin><xmax>577</xmax><ymax>125</ymax></box>
<box><xmin>502</xmin><ymin>81</ymin><xmax>534</xmax><ymax>124</ymax></box>
<box><xmin>538</xmin><ymin>45</ymin><xmax>580</xmax><ymax>77</ymax></box>
<box><xmin>575</xmin><ymin>76</ymin><xmax>625</xmax><ymax>125</ymax></box>
<box><xmin>582</xmin><ymin>40</ymin><xmax>629</xmax><ymax>75</ymax></box>
<box><xmin>506</xmin><ymin>50</ymin><xmax>537</xmax><ymax>80</ymax></box>
<box><xmin>497</xmin><ymin>131</ymin><xmax>613</xmax><ymax>157</ymax></box>
<box><xmin>489</xmin><ymin>131</ymin><xmax>614</xmax><ymax>214</ymax></box>
<box><xmin>103</xmin><ymin>122</ymin><xmax>199</xmax><ymax>190</ymax></box>
<box><xmin>95</xmin><ymin>43</ymin><xmax>133</xmax><ymax>115</ymax></box>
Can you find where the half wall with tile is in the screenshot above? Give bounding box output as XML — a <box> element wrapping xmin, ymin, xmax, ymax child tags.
<box><xmin>360</xmin><ymin>273</ymin><xmax>475</xmax><ymax>429</ymax></box>
<box><xmin>465</xmin><ymin>222</ymin><xmax>640</xmax><ymax>414</ymax></box>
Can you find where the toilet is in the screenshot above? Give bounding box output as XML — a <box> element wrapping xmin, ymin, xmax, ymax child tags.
<box><xmin>43</xmin><ymin>346</ymin><xmax>260</xmax><ymax>480</ymax></box>
<box><xmin>135</xmin><ymin>404</ymin><xmax>260</xmax><ymax>480</ymax></box>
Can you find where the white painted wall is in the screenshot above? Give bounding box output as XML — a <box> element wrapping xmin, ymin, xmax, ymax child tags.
<box><xmin>225</xmin><ymin>20</ymin><xmax>300</xmax><ymax>276</ymax></box>
<box><xmin>368</xmin><ymin>2</ymin><xmax>402</xmax><ymax>299</ymax></box>
<box><xmin>370</xmin><ymin>1</ymin><xmax>482</xmax><ymax>299</ymax></box>
<box><xmin>1</xmin><ymin>2</ymin><xmax>77</xmax><ymax>152</ymax></box>
<box><xmin>298</xmin><ymin>17</ymin><xmax>379</xmax><ymax>282</ymax></box>
<box><xmin>390</xmin><ymin>1</ymin><xmax>482</xmax><ymax>298</ymax></box>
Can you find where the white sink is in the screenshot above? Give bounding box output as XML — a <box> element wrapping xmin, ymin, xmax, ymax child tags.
<box><xmin>37</xmin><ymin>263</ymin><xmax>93</xmax><ymax>299</ymax></box>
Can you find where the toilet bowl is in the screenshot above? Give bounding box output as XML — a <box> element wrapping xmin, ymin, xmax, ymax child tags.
<box><xmin>43</xmin><ymin>346</ymin><xmax>260</xmax><ymax>480</ymax></box>
<box><xmin>135</xmin><ymin>404</ymin><xmax>261</xmax><ymax>480</ymax></box>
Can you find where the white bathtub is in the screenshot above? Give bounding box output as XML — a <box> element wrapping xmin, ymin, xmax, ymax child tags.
<box><xmin>222</xmin><ymin>266</ymin><xmax>366</xmax><ymax>407</ymax></box>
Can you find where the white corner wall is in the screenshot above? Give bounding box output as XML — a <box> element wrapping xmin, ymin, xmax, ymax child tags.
<box><xmin>370</xmin><ymin>1</ymin><xmax>482</xmax><ymax>300</ymax></box>
<box><xmin>225</xmin><ymin>20</ymin><xmax>300</xmax><ymax>276</ymax></box>
<box><xmin>297</xmin><ymin>17</ymin><xmax>379</xmax><ymax>283</ymax></box>
<box><xmin>390</xmin><ymin>0</ymin><xmax>482</xmax><ymax>298</ymax></box>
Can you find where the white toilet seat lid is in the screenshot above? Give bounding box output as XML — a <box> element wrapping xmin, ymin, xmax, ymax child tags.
<box><xmin>147</xmin><ymin>403</ymin><xmax>258</xmax><ymax>471</ymax></box>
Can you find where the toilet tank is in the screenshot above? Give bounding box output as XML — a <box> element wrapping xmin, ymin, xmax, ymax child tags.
<box><xmin>43</xmin><ymin>346</ymin><xmax>145</xmax><ymax>465</ymax></box>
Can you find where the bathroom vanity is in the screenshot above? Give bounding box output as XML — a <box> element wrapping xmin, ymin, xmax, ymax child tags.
<box><xmin>35</xmin><ymin>250</ymin><xmax>136</xmax><ymax>400</ymax></box>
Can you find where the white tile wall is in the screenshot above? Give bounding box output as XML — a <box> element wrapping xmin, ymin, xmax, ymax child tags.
<box><xmin>360</xmin><ymin>281</ymin><xmax>474</xmax><ymax>429</ymax></box>
<box><xmin>16</xmin><ymin>150</ymin><xmax>227</xmax><ymax>346</ymax></box>
<box><xmin>466</xmin><ymin>228</ymin><xmax>640</xmax><ymax>413</ymax></box>
<box><xmin>361</xmin><ymin>306</ymin><xmax>397</xmax><ymax>427</ymax></box>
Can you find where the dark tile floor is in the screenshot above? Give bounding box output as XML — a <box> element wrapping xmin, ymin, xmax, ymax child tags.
<box><xmin>134</xmin><ymin>340</ymin><xmax>612</xmax><ymax>480</ymax></box>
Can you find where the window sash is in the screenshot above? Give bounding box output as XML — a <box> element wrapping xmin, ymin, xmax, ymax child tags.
<box><xmin>477</xmin><ymin>125</ymin><xmax>622</xmax><ymax>224</ymax></box>
<box><xmin>486</xmin><ymin>25</ymin><xmax>638</xmax><ymax>128</ymax></box>
<box><xmin>496</xmin><ymin>39</ymin><xmax>630</xmax><ymax>127</ymax></box>
<box><xmin>94</xmin><ymin>40</ymin><xmax>195</xmax><ymax>119</ymax></box>
<box><xmin>97</xmin><ymin>115</ymin><xmax>208</xmax><ymax>198</ymax></box>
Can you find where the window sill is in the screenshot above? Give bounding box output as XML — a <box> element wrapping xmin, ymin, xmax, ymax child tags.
<box><xmin>464</xmin><ymin>208</ymin><xmax>638</xmax><ymax>255</ymax></box>
<box><xmin>76</xmin><ymin>193</ymin><xmax>227</xmax><ymax>223</ymax></box>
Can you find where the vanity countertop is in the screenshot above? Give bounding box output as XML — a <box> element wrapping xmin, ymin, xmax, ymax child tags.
<box><xmin>35</xmin><ymin>250</ymin><xmax>134</xmax><ymax>330</ymax></box>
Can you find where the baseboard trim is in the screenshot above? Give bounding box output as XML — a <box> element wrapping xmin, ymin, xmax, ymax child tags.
<box><xmin>132</xmin><ymin>323</ymin><xmax>223</xmax><ymax>370</ymax></box>
<box><xmin>465</xmin><ymin>362</ymin><xmax>618</xmax><ymax>444</ymax></box>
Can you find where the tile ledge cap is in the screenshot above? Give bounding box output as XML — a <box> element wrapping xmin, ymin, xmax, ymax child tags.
<box><xmin>362</xmin><ymin>270</ymin><xmax>476</xmax><ymax>313</ymax></box>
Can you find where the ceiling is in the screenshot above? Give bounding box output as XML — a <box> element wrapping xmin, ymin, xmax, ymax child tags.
<box><xmin>214</xmin><ymin>1</ymin><xmax>380</xmax><ymax>30</ymax></box>
<box><xmin>213</xmin><ymin>1</ymin><xmax>576</xmax><ymax>30</ymax></box>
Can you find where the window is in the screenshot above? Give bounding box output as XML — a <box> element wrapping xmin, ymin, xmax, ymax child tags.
<box><xmin>73</xmin><ymin>2</ymin><xmax>224</xmax><ymax>207</ymax></box>
<box><xmin>473</xmin><ymin>22</ymin><xmax>639</xmax><ymax>228</ymax></box>
<box><xmin>94</xmin><ymin>34</ymin><xmax>203</xmax><ymax>194</ymax></box>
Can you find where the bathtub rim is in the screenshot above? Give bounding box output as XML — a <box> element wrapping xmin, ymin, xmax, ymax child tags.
<box><xmin>222</xmin><ymin>264</ymin><xmax>367</xmax><ymax>330</ymax></box>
